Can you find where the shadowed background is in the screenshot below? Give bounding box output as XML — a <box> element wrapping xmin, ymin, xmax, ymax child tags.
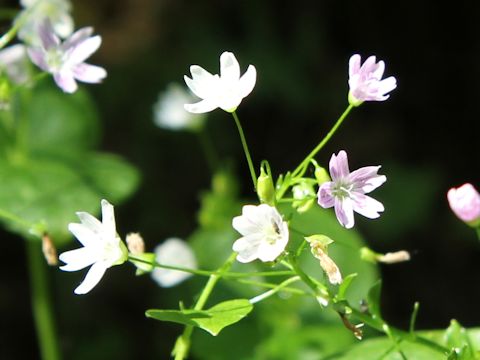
<box><xmin>1</xmin><ymin>0</ymin><xmax>479</xmax><ymax>358</ymax></box>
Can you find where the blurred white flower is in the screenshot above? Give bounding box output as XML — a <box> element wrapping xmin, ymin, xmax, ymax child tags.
<box><xmin>151</xmin><ymin>238</ymin><xmax>197</xmax><ymax>288</ymax></box>
<box><xmin>27</xmin><ymin>20</ymin><xmax>107</xmax><ymax>93</ymax></box>
<box><xmin>184</xmin><ymin>51</ymin><xmax>256</xmax><ymax>113</ymax></box>
<box><xmin>153</xmin><ymin>83</ymin><xmax>205</xmax><ymax>131</ymax></box>
<box><xmin>0</xmin><ymin>44</ymin><xmax>31</xmax><ymax>84</ymax></box>
<box><xmin>59</xmin><ymin>199</ymin><xmax>128</xmax><ymax>295</ymax></box>
<box><xmin>232</xmin><ymin>204</ymin><xmax>289</xmax><ymax>263</ymax></box>
<box><xmin>16</xmin><ymin>0</ymin><xmax>74</xmax><ymax>45</ymax></box>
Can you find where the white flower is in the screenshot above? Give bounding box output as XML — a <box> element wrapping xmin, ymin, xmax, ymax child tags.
<box><xmin>232</xmin><ymin>204</ymin><xmax>289</xmax><ymax>263</ymax></box>
<box><xmin>151</xmin><ymin>238</ymin><xmax>197</xmax><ymax>288</ymax></box>
<box><xmin>27</xmin><ymin>20</ymin><xmax>107</xmax><ymax>93</ymax></box>
<box><xmin>153</xmin><ymin>83</ymin><xmax>205</xmax><ymax>131</ymax></box>
<box><xmin>184</xmin><ymin>51</ymin><xmax>256</xmax><ymax>113</ymax></box>
<box><xmin>16</xmin><ymin>0</ymin><xmax>74</xmax><ymax>45</ymax></box>
<box><xmin>59</xmin><ymin>199</ymin><xmax>128</xmax><ymax>295</ymax></box>
<box><xmin>0</xmin><ymin>44</ymin><xmax>31</xmax><ymax>85</ymax></box>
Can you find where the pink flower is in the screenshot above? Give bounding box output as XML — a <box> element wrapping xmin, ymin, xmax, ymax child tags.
<box><xmin>318</xmin><ymin>150</ymin><xmax>386</xmax><ymax>229</ymax></box>
<box><xmin>447</xmin><ymin>183</ymin><xmax>480</xmax><ymax>226</ymax></box>
<box><xmin>348</xmin><ymin>54</ymin><xmax>397</xmax><ymax>106</ymax></box>
<box><xmin>27</xmin><ymin>20</ymin><xmax>106</xmax><ymax>93</ymax></box>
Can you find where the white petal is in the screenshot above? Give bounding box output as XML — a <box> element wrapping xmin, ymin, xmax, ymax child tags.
<box><xmin>101</xmin><ymin>199</ymin><xmax>116</xmax><ymax>240</ymax></box>
<box><xmin>74</xmin><ymin>262</ymin><xmax>108</xmax><ymax>295</ymax></box>
<box><xmin>238</xmin><ymin>65</ymin><xmax>256</xmax><ymax>98</ymax></box>
<box><xmin>184</xmin><ymin>99</ymin><xmax>218</xmax><ymax>114</ymax></box>
<box><xmin>220</xmin><ymin>51</ymin><xmax>240</xmax><ymax>82</ymax></box>
<box><xmin>73</xmin><ymin>63</ymin><xmax>107</xmax><ymax>83</ymax></box>
<box><xmin>67</xmin><ymin>35</ymin><xmax>102</xmax><ymax>65</ymax></box>
<box><xmin>232</xmin><ymin>235</ymin><xmax>262</xmax><ymax>263</ymax></box>
<box><xmin>68</xmin><ymin>223</ymin><xmax>97</xmax><ymax>247</ymax></box>
<box><xmin>59</xmin><ymin>247</ymin><xmax>97</xmax><ymax>271</ymax></box>
<box><xmin>76</xmin><ymin>211</ymin><xmax>103</xmax><ymax>233</ymax></box>
<box><xmin>257</xmin><ymin>234</ymin><xmax>288</xmax><ymax>262</ymax></box>
<box><xmin>372</xmin><ymin>60</ymin><xmax>385</xmax><ymax>79</ymax></box>
<box><xmin>378</xmin><ymin>76</ymin><xmax>397</xmax><ymax>96</ymax></box>
<box><xmin>184</xmin><ymin>67</ymin><xmax>218</xmax><ymax>100</ymax></box>
<box><xmin>52</xmin><ymin>12</ymin><xmax>75</xmax><ymax>39</ymax></box>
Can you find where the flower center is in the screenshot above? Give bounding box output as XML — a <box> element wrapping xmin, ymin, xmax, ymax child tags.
<box><xmin>264</xmin><ymin>219</ymin><xmax>281</xmax><ymax>245</ymax></box>
<box><xmin>331</xmin><ymin>181</ymin><xmax>353</xmax><ymax>199</ymax></box>
<box><xmin>45</xmin><ymin>47</ymin><xmax>65</xmax><ymax>72</ymax></box>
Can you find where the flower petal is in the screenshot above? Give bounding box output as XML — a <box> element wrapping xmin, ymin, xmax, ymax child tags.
<box><xmin>62</xmin><ymin>27</ymin><xmax>93</xmax><ymax>51</ymax></box>
<box><xmin>68</xmin><ymin>223</ymin><xmax>97</xmax><ymax>247</ymax></box>
<box><xmin>334</xmin><ymin>197</ymin><xmax>354</xmax><ymax>229</ymax></box>
<box><xmin>184</xmin><ymin>99</ymin><xmax>218</xmax><ymax>114</ymax></box>
<box><xmin>26</xmin><ymin>48</ymin><xmax>48</xmax><ymax>71</ymax></box>
<box><xmin>38</xmin><ymin>20</ymin><xmax>60</xmax><ymax>50</ymax></box>
<box><xmin>238</xmin><ymin>64</ymin><xmax>257</xmax><ymax>98</ymax></box>
<box><xmin>378</xmin><ymin>76</ymin><xmax>397</xmax><ymax>97</ymax></box>
<box><xmin>59</xmin><ymin>247</ymin><xmax>97</xmax><ymax>271</ymax></box>
<box><xmin>72</xmin><ymin>63</ymin><xmax>107</xmax><ymax>83</ymax></box>
<box><xmin>220</xmin><ymin>51</ymin><xmax>240</xmax><ymax>82</ymax></box>
<box><xmin>101</xmin><ymin>199</ymin><xmax>116</xmax><ymax>240</ymax></box>
<box><xmin>232</xmin><ymin>235</ymin><xmax>262</xmax><ymax>263</ymax></box>
<box><xmin>351</xmin><ymin>193</ymin><xmax>385</xmax><ymax>219</ymax></box>
<box><xmin>329</xmin><ymin>150</ymin><xmax>350</xmax><ymax>180</ymax></box>
<box><xmin>74</xmin><ymin>261</ymin><xmax>108</xmax><ymax>295</ymax></box>
<box><xmin>349</xmin><ymin>166</ymin><xmax>386</xmax><ymax>193</ymax></box>
<box><xmin>184</xmin><ymin>66</ymin><xmax>217</xmax><ymax>99</ymax></box>
<box><xmin>348</xmin><ymin>54</ymin><xmax>361</xmax><ymax>78</ymax></box>
<box><xmin>317</xmin><ymin>182</ymin><xmax>335</xmax><ymax>208</ymax></box>
<box><xmin>53</xmin><ymin>71</ymin><xmax>78</xmax><ymax>93</ymax></box>
<box><xmin>67</xmin><ymin>35</ymin><xmax>102</xmax><ymax>65</ymax></box>
<box><xmin>77</xmin><ymin>211</ymin><xmax>103</xmax><ymax>234</ymax></box>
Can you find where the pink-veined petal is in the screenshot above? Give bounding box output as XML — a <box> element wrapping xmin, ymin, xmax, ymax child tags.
<box><xmin>329</xmin><ymin>150</ymin><xmax>350</xmax><ymax>180</ymax></box>
<box><xmin>334</xmin><ymin>197</ymin><xmax>354</xmax><ymax>229</ymax></box>
<box><xmin>53</xmin><ymin>71</ymin><xmax>78</xmax><ymax>93</ymax></box>
<box><xmin>38</xmin><ymin>20</ymin><xmax>60</xmax><ymax>50</ymax></box>
<box><xmin>351</xmin><ymin>193</ymin><xmax>385</xmax><ymax>219</ymax></box>
<box><xmin>26</xmin><ymin>48</ymin><xmax>48</xmax><ymax>71</ymax></box>
<box><xmin>67</xmin><ymin>35</ymin><xmax>102</xmax><ymax>65</ymax></box>
<box><xmin>72</xmin><ymin>63</ymin><xmax>106</xmax><ymax>83</ymax></box>
<box><xmin>318</xmin><ymin>182</ymin><xmax>335</xmax><ymax>208</ymax></box>
<box><xmin>348</xmin><ymin>54</ymin><xmax>361</xmax><ymax>78</ymax></box>
<box><xmin>62</xmin><ymin>27</ymin><xmax>93</xmax><ymax>51</ymax></box>
<box><xmin>74</xmin><ymin>261</ymin><xmax>108</xmax><ymax>295</ymax></box>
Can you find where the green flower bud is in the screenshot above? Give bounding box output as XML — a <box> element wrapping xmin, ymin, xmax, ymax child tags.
<box><xmin>130</xmin><ymin>252</ymin><xmax>156</xmax><ymax>275</ymax></box>
<box><xmin>292</xmin><ymin>179</ymin><xmax>316</xmax><ymax>213</ymax></box>
<box><xmin>257</xmin><ymin>161</ymin><xmax>275</xmax><ymax>206</ymax></box>
<box><xmin>314</xmin><ymin>165</ymin><xmax>330</xmax><ymax>185</ymax></box>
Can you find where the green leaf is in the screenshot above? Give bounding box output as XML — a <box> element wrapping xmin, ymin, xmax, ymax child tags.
<box><xmin>336</xmin><ymin>273</ymin><xmax>358</xmax><ymax>301</ymax></box>
<box><xmin>367</xmin><ymin>280</ymin><xmax>383</xmax><ymax>321</ymax></box>
<box><xmin>146</xmin><ymin>299</ymin><xmax>253</xmax><ymax>336</ymax></box>
<box><xmin>26</xmin><ymin>84</ymin><xmax>100</xmax><ymax>154</ymax></box>
<box><xmin>444</xmin><ymin>320</ymin><xmax>475</xmax><ymax>358</ymax></box>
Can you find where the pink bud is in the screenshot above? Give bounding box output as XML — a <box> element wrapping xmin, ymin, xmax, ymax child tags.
<box><xmin>447</xmin><ymin>183</ymin><xmax>480</xmax><ymax>226</ymax></box>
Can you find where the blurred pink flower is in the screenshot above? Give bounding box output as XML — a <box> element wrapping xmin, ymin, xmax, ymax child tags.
<box><xmin>27</xmin><ymin>20</ymin><xmax>106</xmax><ymax>93</ymax></box>
<box><xmin>447</xmin><ymin>183</ymin><xmax>480</xmax><ymax>226</ymax></box>
<box><xmin>318</xmin><ymin>150</ymin><xmax>386</xmax><ymax>229</ymax></box>
<box><xmin>348</xmin><ymin>54</ymin><xmax>397</xmax><ymax>106</ymax></box>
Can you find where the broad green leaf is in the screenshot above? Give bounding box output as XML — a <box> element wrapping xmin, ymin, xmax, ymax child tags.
<box><xmin>147</xmin><ymin>299</ymin><xmax>253</xmax><ymax>336</ymax></box>
<box><xmin>26</xmin><ymin>84</ymin><xmax>100</xmax><ymax>154</ymax></box>
<box><xmin>444</xmin><ymin>320</ymin><xmax>476</xmax><ymax>359</ymax></box>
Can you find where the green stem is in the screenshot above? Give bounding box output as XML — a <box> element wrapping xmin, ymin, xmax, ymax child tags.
<box><xmin>234</xmin><ymin>278</ymin><xmax>307</xmax><ymax>296</ymax></box>
<box><xmin>26</xmin><ymin>241</ymin><xmax>61</xmax><ymax>360</ymax></box>
<box><xmin>292</xmin><ymin>104</ymin><xmax>354</xmax><ymax>178</ymax></box>
<box><xmin>128</xmin><ymin>254</ymin><xmax>293</xmax><ymax>278</ymax></box>
<box><xmin>173</xmin><ymin>252</ymin><xmax>237</xmax><ymax>360</ymax></box>
<box><xmin>249</xmin><ymin>276</ymin><xmax>300</xmax><ymax>304</ymax></box>
<box><xmin>232</xmin><ymin>111</ymin><xmax>257</xmax><ymax>190</ymax></box>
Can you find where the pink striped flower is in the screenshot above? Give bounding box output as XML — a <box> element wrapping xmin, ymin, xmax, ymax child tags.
<box><xmin>27</xmin><ymin>20</ymin><xmax>106</xmax><ymax>93</ymax></box>
<box><xmin>348</xmin><ymin>54</ymin><xmax>397</xmax><ymax>106</ymax></box>
<box><xmin>318</xmin><ymin>150</ymin><xmax>386</xmax><ymax>229</ymax></box>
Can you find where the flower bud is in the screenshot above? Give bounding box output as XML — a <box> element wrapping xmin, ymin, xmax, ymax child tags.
<box><xmin>126</xmin><ymin>232</ymin><xmax>145</xmax><ymax>255</ymax></box>
<box><xmin>257</xmin><ymin>162</ymin><xmax>275</xmax><ymax>206</ymax></box>
<box><xmin>292</xmin><ymin>180</ymin><xmax>316</xmax><ymax>213</ymax></box>
<box><xmin>360</xmin><ymin>247</ymin><xmax>410</xmax><ymax>264</ymax></box>
<box><xmin>447</xmin><ymin>183</ymin><xmax>480</xmax><ymax>227</ymax></box>
<box><xmin>305</xmin><ymin>235</ymin><xmax>342</xmax><ymax>285</ymax></box>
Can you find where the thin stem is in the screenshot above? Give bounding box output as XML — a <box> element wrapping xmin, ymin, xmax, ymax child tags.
<box><xmin>26</xmin><ymin>241</ymin><xmax>61</xmax><ymax>360</ymax></box>
<box><xmin>292</xmin><ymin>104</ymin><xmax>354</xmax><ymax>178</ymax></box>
<box><xmin>128</xmin><ymin>254</ymin><xmax>294</xmax><ymax>278</ymax></box>
<box><xmin>233</xmin><ymin>278</ymin><xmax>307</xmax><ymax>296</ymax></box>
<box><xmin>231</xmin><ymin>111</ymin><xmax>257</xmax><ymax>190</ymax></box>
<box><xmin>249</xmin><ymin>276</ymin><xmax>301</xmax><ymax>304</ymax></box>
<box><xmin>173</xmin><ymin>252</ymin><xmax>237</xmax><ymax>360</ymax></box>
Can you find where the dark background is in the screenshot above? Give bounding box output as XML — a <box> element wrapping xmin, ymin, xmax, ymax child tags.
<box><xmin>1</xmin><ymin>0</ymin><xmax>479</xmax><ymax>358</ymax></box>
